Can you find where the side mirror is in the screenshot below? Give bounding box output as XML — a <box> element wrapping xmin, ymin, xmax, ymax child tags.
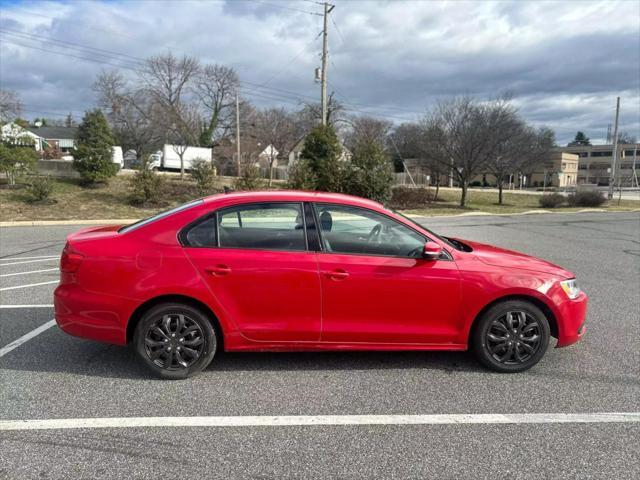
<box><xmin>423</xmin><ymin>242</ymin><xmax>442</xmax><ymax>260</ymax></box>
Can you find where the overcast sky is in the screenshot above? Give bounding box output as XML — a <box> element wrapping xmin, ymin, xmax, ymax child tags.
<box><xmin>1</xmin><ymin>0</ymin><xmax>638</xmax><ymax>144</ymax></box>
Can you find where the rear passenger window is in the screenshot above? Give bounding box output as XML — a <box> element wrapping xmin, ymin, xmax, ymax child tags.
<box><xmin>185</xmin><ymin>216</ymin><xmax>217</xmax><ymax>247</ymax></box>
<box><xmin>218</xmin><ymin>203</ymin><xmax>306</xmax><ymax>251</ymax></box>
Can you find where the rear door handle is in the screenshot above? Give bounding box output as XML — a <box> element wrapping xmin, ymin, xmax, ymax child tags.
<box><xmin>324</xmin><ymin>268</ymin><xmax>349</xmax><ymax>280</ymax></box>
<box><xmin>206</xmin><ymin>265</ymin><xmax>231</xmax><ymax>276</ymax></box>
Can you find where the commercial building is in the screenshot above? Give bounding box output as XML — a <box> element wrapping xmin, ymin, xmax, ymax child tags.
<box><xmin>560</xmin><ymin>143</ymin><xmax>640</xmax><ymax>187</ymax></box>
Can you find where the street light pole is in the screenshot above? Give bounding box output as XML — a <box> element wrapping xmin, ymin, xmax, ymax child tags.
<box><xmin>608</xmin><ymin>96</ymin><xmax>620</xmax><ymax>200</ymax></box>
<box><xmin>320</xmin><ymin>2</ymin><xmax>334</xmax><ymax>126</ymax></box>
<box><xmin>236</xmin><ymin>93</ymin><xmax>241</xmax><ymax>176</ymax></box>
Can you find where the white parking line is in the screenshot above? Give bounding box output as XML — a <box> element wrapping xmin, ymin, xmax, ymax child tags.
<box><xmin>0</xmin><ymin>319</ymin><xmax>56</xmax><ymax>358</ymax></box>
<box><xmin>0</xmin><ymin>258</ymin><xmax>59</xmax><ymax>266</ymax></box>
<box><xmin>0</xmin><ymin>304</ymin><xmax>54</xmax><ymax>309</ymax></box>
<box><xmin>0</xmin><ymin>412</ymin><xmax>638</xmax><ymax>431</ymax></box>
<box><xmin>0</xmin><ymin>281</ymin><xmax>58</xmax><ymax>292</ymax></box>
<box><xmin>0</xmin><ymin>268</ymin><xmax>59</xmax><ymax>278</ymax></box>
<box><xmin>0</xmin><ymin>255</ymin><xmax>59</xmax><ymax>261</ymax></box>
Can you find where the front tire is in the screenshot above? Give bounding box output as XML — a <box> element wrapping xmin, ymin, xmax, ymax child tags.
<box><xmin>134</xmin><ymin>303</ymin><xmax>217</xmax><ymax>379</ymax></box>
<box><xmin>472</xmin><ymin>300</ymin><xmax>550</xmax><ymax>373</ymax></box>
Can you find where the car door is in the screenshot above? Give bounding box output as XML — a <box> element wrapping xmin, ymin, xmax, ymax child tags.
<box><xmin>183</xmin><ymin>202</ymin><xmax>321</xmax><ymax>342</ymax></box>
<box><xmin>314</xmin><ymin>203</ymin><xmax>461</xmax><ymax>345</ymax></box>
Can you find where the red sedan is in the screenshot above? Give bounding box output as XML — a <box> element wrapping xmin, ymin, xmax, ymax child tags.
<box><xmin>54</xmin><ymin>191</ymin><xmax>587</xmax><ymax>378</ymax></box>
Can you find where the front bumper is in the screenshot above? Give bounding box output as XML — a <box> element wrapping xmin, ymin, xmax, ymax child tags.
<box><xmin>554</xmin><ymin>291</ymin><xmax>588</xmax><ymax>348</ymax></box>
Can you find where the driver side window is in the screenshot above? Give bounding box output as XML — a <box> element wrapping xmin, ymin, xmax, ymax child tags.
<box><xmin>314</xmin><ymin>204</ymin><xmax>425</xmax><ymax>258</ymax></box>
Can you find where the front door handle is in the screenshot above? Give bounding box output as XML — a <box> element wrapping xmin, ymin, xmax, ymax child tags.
<box><xmin>324</xmin><ymin>268</ymin><xmax>349</xmax><ymax>280</ymax></box>
<box><xmin>206</xmin><ymin>265</ymin><xmax>231</xmax><ymax>276</ymax></box>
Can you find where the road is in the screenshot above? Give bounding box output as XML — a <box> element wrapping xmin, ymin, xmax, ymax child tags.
<box><xmin>1</xmin><ymin>212</ymin><xmax>639</xmax><ymax>479</ymax></box>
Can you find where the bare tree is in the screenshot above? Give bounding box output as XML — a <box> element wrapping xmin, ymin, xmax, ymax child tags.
<box><xmin>617</xmin><ymin>131</ymin><xmax>637</xmax><ymax>144</ymax></box>
<box><xmin>345</xmin><ymin>115</ymin><xmax>392</xmax><ymax>150</ymax></box>
<box><xmin>140</xmin><ymin>53</ymin><xmax>201</xmax><ymax>177</ymax></box>
<box><xmin>253</xmin><ymin>107</ymin><xmax>298</xmax><ymax>186</ymax></box>
<box><xmin>93</xmin><ymin>70</ymin><xmax>162</xmax><ymax>162</ymax></box>
<box><xmin>482</xmin><ymin>114</ymin><xmax>526</xmax><ymax>204</ymax></box>
<box><xmin>0</xmin><ymin>89</ymin><xmax>22</xmax><ymax>123</ymax></box>
<box><xmin>193</xmin><ymin>64</ymin><xmax>239</xmax><ymax>146</ymax></box>
<box><xmin>427</xmin><ymin>97</ymin><xmax>520</xmax><ymax>207</ymax></box>
<box><xmin>296</xmin><ymin>93</ymin><xmax>347</xmax><ymax>133</ymax></box>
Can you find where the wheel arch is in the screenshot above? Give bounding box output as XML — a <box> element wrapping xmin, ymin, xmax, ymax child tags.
<box><xmin>467</xmin><ymin>294</ymin><xmax>559</xmax><ymax>347</ymax></box>
<box><xmin>126</xmin><ymin>294</ymin><xmax>224</xmax><ymax>348</ymax></box>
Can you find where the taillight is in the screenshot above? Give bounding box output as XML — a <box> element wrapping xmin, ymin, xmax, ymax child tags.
<box><xmin>60</xmin><ymin>244</ymin><xmax>84</xmax><ymax>273</ymax></box>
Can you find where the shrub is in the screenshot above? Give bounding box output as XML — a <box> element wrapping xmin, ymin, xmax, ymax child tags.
<box><xmin>128</xmin><ymin>161</ymin><xmax>164</xmax><ymax>206</ymax></box>
<box><xmin>567</xmin><ymin>190</ymin><xmax>606</xmax><ymax>207</ymax></box>
<box><xmin>299</xmin><ymin>124</ymin><xmax>345</xmax><ymax>192</ymax></box>
<box><xmin>73</xmin><ymin>109</ymin><xmax>117</xmax><ymax>185</ymax></box>
<box><xmin>287</xmin><ymin>158</ymin><xmax>316</xmax><ymax>190</ymax></box>
<box><xmin>40</xmin><ymin>144</ymin><xmax>63</xmax><ymax>160</ymax></box>
<box><xmin>190</xmin><ymin>158</ymin><xmax>217</xmax><ymax>196</ymax></box>
<box><xmin>0</xmin><ymin>143</ymin><xmax>38</xmax><ymax>185</ymax></box>
<box><xmin>26</xmin><ymin>175</ymin><xmax>54</xmax><ymax>202</ymax></box>
<box><xmin>538</xmin><ymin>193</ymin><xmax>565</xmax><ymax>208</ymax></box>
<box><xmin>343</xmin><ymin>139</ymin><xmax>393</xmax><ymax>203</ymax></box>
<box><xmin>388</xmin><ymin>186</ymin><xmax>434</xmax><ymax>209</ymax></box>
<box><xmin>234</xmin><ymin>165</ymin><xmax>264</xmax><ymax>191</ymax></box>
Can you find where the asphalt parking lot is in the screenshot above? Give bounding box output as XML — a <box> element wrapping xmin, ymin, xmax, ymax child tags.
<box><xmin>1</xmin><ymin>212</ymin><xmax>639</xmax><ymax>479</ymax></box>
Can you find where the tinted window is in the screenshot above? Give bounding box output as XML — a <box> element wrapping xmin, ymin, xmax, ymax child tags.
<box><xmin>184</xmin><ymin>216</ymin><xmax>217</xmax><ymax>247</ymax></box>
<box><xmin>218</xmin><ymin>203</ymin><xmax>306</xmax><ymax>251</ymax></box>
<box><xmin>315</xmin><ymin>204</ymin><xmax>425</xmax><ymax>257</ymax></box>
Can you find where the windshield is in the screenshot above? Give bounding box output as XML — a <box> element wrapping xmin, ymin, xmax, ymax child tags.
<box><xmin>391</xmin><ymin>209</ymin><xmax>460</xmax><ymax>250</ymax></box>
<box><xmin>119</xmin><ymin>199</ymin><xmax>203</xmax><ymax>234</ymax></box>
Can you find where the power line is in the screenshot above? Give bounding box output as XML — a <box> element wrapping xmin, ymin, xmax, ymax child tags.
<box><xmin>1</xmin><ymin>24</ymin><xmax>426</xmax><ymax>122</ymax></box>
<box><xmin>0</xmin><ymin>30</ymin><xmax>143</xmax><ymax>69</ymax></box>
<box><xmin>257</xmin><ymin>30</ymin><xmax>323</xmax><ymax>88</ymax></box>
<box><xmin>242</xmin><ymin>0</ymin><xmax>322</xmax><ymax>16</ymax></box>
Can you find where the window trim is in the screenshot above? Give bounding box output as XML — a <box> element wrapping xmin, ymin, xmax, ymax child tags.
<box><xmin>312</xmin><ymin>202</ymin><xmax>451</xmax><ymax>261</ymax></box>
<box><xmin>180</xmin><ymin>201</ymin><xmax>309</xmax><ymax>253</ymax></box>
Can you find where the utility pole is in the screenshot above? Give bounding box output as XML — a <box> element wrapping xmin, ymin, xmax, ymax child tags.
<box><xmin>236</xmin><ymin>93</ymin><xmax>241</xmax><ymax>176</ymax></box>
<box><xmin>608</xmin><ymin>96</ymin><xmax>620</xmax><ymax>200</ymax></box>
<box><xmin>320</xmin><ymin>2</ymin><xmax>334</xmax><ymax>126</ymax></box>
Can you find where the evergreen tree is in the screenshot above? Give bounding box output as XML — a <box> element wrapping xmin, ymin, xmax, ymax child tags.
<box><xmin>298</xmin><ymin>124</ymin><xmax>344</xmax><ymax>192</ymax></box>
<box><xmin>344</xmin><ymin>139</ymin><xmax>393</xmax><ymax>203</ymax></box>
<box><xmin>569</xmin><ymin>131</ymin><xmax>591</xmax><ymax>146</ymax></box>
<box><xmin>73</xmin><ymin>109</ymin><xmax>116</xmax><ymax>185</ymax></box>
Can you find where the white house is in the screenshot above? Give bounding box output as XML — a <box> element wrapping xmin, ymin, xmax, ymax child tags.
<box><xmin>0</xmin><ymin>122</ymin><xmax>77</xmax><ymax>152</ymax></box>
<box><xmin>1</xmin><ymin>122</ymin><xmax>40</xmax><ymax>147</ymax></box>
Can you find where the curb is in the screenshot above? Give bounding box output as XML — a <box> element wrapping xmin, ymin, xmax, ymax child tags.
<box><xmin>404</xmin><ymin>208</ymin><xmax>640</xmax><ymax>219</ymax></box>
<box><xmin>0</xmin><ymin>219</ymin><xmax>138</xmax><ymax>227</ymax></box>
<box><xmin>1</xmin><ymin>209</ymin><xmax>639</xmax><ymax>227</ymax></box>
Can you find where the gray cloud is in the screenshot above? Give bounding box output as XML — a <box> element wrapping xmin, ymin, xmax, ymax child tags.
<box><xmin>0</xmin><ymin>0</ymin><xmax>638</xmax><ymax>144</ymax></box>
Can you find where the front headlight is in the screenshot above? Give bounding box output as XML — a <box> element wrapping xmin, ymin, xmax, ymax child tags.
<box><xmin>560</xmin><ymin>279</ymin><xmax>581</xmax><ymax>299</ymax></box>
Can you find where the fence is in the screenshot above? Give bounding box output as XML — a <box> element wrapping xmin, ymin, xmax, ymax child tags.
<box><xmin>393</xmin><ymin>172</ymin><xmax>431</xmax><ymax>187</ymax></box>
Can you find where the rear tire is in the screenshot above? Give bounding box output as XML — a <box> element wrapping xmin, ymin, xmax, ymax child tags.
<box><xmin>134</xmin><ymin>303</ymin><xmax>217</xmax><ymax>379</ymax></box>
<box><xmin>472</xmin><ymin>300</ymin><xmax>550</xmax><ymax>373</ymax></box>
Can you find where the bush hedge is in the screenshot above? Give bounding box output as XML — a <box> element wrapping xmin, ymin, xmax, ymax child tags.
<box><xmin>567</xmin><ymin>190</ymin><xmax>606</xmax><ymax>207</ymax></box>
<box><xmin>538</xmin><ymin>193</ymin><xmax>565</xmax><ymax>208</ymax></box>
<box><xmin>388</xmin><ymin>186</ymin><xmax>434</xmax><ymax>209</ymax></box>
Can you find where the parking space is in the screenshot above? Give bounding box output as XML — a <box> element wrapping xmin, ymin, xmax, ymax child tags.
<box><xmin>1</xmin><ymin>213</ymin><xmax>639</xmax><ymax>478</ymax></box>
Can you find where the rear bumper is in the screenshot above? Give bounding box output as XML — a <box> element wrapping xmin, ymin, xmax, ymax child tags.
<box><xmin>54</xmin><ymin>283</ymin><xmax>132</xmax><ymax>345</ymax></box>
<box><xmin>555</xmin><ymin>291</ymin><xmax>588</xmax><ymax>348</ymax></box>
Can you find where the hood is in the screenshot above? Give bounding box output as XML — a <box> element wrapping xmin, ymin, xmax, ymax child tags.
<box><xmin>456</xmin><ymin>238</ymin><xmax>574</xmax><ymax>279</ymax></box>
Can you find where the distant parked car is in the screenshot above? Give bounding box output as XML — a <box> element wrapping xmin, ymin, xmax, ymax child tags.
<box><xmin>54</xmin><ymin>191</ymin><xmax>587</xmax><ymax>379</ymax></box>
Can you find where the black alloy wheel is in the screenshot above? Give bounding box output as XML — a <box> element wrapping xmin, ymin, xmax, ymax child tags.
<box><xmin>472</xmin><ymin>300</ymin><xmax>550</xmax><ymax>373</ymax></box>
<box><xmin>134</xmin><ymin>303</ymin><xmax>217</xmax><ymax>379</ymax></box>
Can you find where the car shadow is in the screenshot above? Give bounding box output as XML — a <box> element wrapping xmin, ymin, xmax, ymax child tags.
<box><xmin>0</xmin><ymin>330</ymin><xmax>484</xmax><ymax>380</ymax></box>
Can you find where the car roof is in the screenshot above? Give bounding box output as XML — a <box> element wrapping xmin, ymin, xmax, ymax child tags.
<box><xmin>202</xmin><ymin>190</ymin><xmax>384</xmax><ymax>210</ymax></box>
